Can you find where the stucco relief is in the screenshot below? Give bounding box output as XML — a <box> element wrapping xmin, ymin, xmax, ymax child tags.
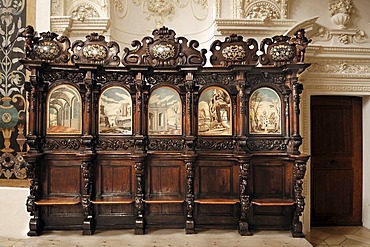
<box><xmin>114</xmin><ymin>0</ymin><xmax>209</xmax><ymax>28</ymax></box>
<box><xmin>306</xmin><ymin>62</ymin><xmax>370</xmax><ymax>78</ymax></box>
<box><xmin>237</xmin><ymin>0</ymin><xmax>289</xmax><ymax>20</ymax></box>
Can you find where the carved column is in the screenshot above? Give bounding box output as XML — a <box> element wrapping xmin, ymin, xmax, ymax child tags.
<box><xmin>134</xmin><ymin>160</ymin><xmax>145</xmax><ymax>234</ymax></box>
<box><xmin>81</xmin><ymin>70</ymin><xmax>94</xmax><ymax>151</ymax></box>
<box><xmin>25</xmin><ymin>154</ymin><xmax>43</xmax><ymax>236</ymax></box>
<box><xmin>80</xmin><ymin>155</ymin><xmax>95</xmax><ymax>235</ymax></box>
<box><xmin>291</xmin><ymin>155</ymin><xmax>309</xmax><ymax>238</ymax></box>
<box><xmin>185</xmin><ymin>160</ymin><xmax>195</xmax><ymax>234</ymax></box>
<box><xmin>287</xmin><ymin>69</ymin><xmax>303</xmax><ymax>154</ymax></box>
<box><xmin>238</xmin><ymin>159</ymin><xmax>251</xmax><ymax>236</ymax></box>
<box><xmin>236</xmin><ymin>72</ymin><xmax>248</xmax><ymax>152</ymax></box>
<box><xmin>184</xmin><ymin>72</ymin><xmax>197</xmax><ymax>153</ymax></box>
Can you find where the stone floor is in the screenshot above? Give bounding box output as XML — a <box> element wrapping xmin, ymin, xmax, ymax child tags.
<box><xmin>0</xmin><ymin>229</ymin><xmax>312</xmax><ymax>247</ymax></box>
<box><xmin>2</xmin><ymin>226</ymin><xmax>370</xmax><ymax>247</ymax></box>
<box><xmin>306</xmin><ymin>226</ymin><xmax>370</xmax><ymax>246</ymax></box>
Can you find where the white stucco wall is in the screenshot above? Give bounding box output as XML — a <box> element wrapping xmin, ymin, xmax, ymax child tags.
<box><xmin>0</xmin><ymin>188</ymin><xmax>30</xmax><ymax>238</ymax></box>
<box><xmin>363</xmin><ymin>96</ymin><xmax>370</xmax><ymax>228</ymax></box>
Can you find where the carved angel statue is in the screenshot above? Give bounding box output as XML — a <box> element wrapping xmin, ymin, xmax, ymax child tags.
<box><xmin>289</xmin><ymin>29</ymin><xmax>311</xmax><ymax>63</ymax></box>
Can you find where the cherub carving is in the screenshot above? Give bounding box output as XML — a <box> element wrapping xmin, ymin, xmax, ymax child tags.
<box><xmin>289</xmin><ymin>29</ymin><xmax>311</xmax><ymax>63</ymax></box>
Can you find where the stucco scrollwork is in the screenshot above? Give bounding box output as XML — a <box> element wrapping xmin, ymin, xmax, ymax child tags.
<box><xmin>72</xmin><ymin>4</ymin><xmax>99</xmax><ymax>22</ymax></box>
<box><xmin>132</xmin><ymin>0</ymin><xmax>209</xmax><ymax>28</ymax></box>
<box><xmin>306</xmin><ymin>61</ymin><xmax>370</xmax><ymax>78</ymax></box>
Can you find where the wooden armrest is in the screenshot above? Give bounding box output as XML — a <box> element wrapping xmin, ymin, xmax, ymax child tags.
<box><xmin>92</xmin><ymin>197</ymin><xmax>134</xmax><ymax>204</ymax></box>
<box><xmin>195</xmin><ymin>199</ymin><xmax>239</xmax><ymax>205</ymax></box>
<box><xmin>144</xmin><ymin>200</ymin><xmax>184</xmax><ymax>204</ymax></box>
<box><xmin>35</xmin><ymin>197</ymin><xmax>80</xmax><ymax>205</ymax></box>
<box><xmin>251</xmin><ymin>198</ymin><xmax>294</xmax><ymax>206</ymax></box>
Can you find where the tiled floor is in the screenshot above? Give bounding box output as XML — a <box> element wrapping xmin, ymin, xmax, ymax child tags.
<box><xmin>0</xmin><ymin>229</ymin><xmax>312</xmax><ymax>247</ymax></box>
<box><xmin>306</xmin><ymin>226</ymin><xmax>370</xmax><ymax>246</ymax></box>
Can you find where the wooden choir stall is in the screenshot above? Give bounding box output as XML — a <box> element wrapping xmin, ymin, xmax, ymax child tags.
<box><xmin>21</xmin><ymin>26</ymin><xmax>310</xmax><ymax>237</ymax></box>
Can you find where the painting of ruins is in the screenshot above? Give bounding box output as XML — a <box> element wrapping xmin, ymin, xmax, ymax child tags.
<box><xmin>198</xmin><ymin>87</ymin><xmax>232</xmax><ymax>136</ymax></box>
<box><xmin>99</xmin><ymin>86</ymin><xmax>132</xmax><ymax>135</ymax></box>
<box><xmin>148</xmin><ymin>87</ymin><xmax>182</xmax><ymax>135</ymax></box>
<box><xmin>47</xmin><ymin>85</ymin><xmax>82</xmax><ymax>134</ymax></box>
<box><xmin>249</xmin><ymin>87</ymin><xmax>281</xmax><ymax>134</ymax></box>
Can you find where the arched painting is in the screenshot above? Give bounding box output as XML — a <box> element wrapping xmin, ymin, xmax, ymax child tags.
<box><xmin>198</xmin><ymin>87</ymin><xmax>232</xmax><ymax>136</ymax></box>
<box><xmin>249</xmin><ymin>87</ymin><xmax>281</xmax><ymax>134</ymax></box>
<box><xmin>99</xmin><ymin>86</ymin><xmax>132</xmax><ymax>135</ymax></box>
<box><xmin>47</xmin><ymin>85</ymin><xmax>82</xmax><ymax>134</ymax></box>
<box><xmin>148</xmin><ymin>87</ymin><xmax>182</xmax><ymax>135</ymax></box>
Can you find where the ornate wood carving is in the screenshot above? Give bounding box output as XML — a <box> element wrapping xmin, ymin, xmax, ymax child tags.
<box><xmin>196</xmin><ymin>139</ymin><xmax>237</xmax><ymax>150</ymax></box>
<box><xmin>147</xmin><ymin>139</ymin><xmax>184</xmax><ymax>151</ymax></box>
<box><xmin>122</xmin><ymin>26</ymin><xmax>206</xmax><ymax>67</ymax></box>
<box><xmin>195</xmin><ymin>73</ymin><xmax>235</xmax><ymax>86</ymax></box>
<box><xmin>21</xmin><ymin>26</ymin><xmax>310</xmax><ymax>237</ymax></box>
<box><xmin>23</xmin><ymin>26</ymin><xmax>70</xmax><ymax>63</ymax></box>
<box><xmin>291</xmin><ymin>155</ymin><xmax>308</xmax><ymax>237</ymax></box>
<box><xmin>42</xmin><ymin>139</ymin><xmax>82</xmax><ymax>151</ymax></box>
<box><xmin>210</xmin><ymin>34</ymin><xmax>258</xmax><ymax>66</ymax></box>
<box><xmin>96</xmin><ymin>139</ymin><xmax>134</xmax><ymax>150</ymax></box>
<box><xmin>246</xmin><ymin>139</ymin><xmax>288</xmax><ymax>151</ymax></box>
<box><xmin>71</xmin><ymin>33</ymin><xmax>120</xmax><ymax>66</ymax></box>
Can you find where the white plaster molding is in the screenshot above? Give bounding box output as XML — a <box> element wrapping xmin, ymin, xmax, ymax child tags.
<box><xmin>329</xmin><ymin>0</ymin><xmax>354</xmax><ymax>29</ymax></box>
<box><xmin>284</xmin><ymin>16</ymin><xmax>319</xmax><ymax>37</ymax></box>
<box><xmin>215</xmin><ymin>18</ymin><xmax>296</xmax><ymax>36</ymax></box>
<box><xmin>51</xmin><ymin>0</ymin><xmax>110</xmax><ymax>37</ymax></box>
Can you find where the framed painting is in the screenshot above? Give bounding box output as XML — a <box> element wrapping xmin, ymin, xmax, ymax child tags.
<box><xmin>148</xmin><ymin>86</ymin><xmax>182</xmax><ymax>135</ymax></box>
<box><xmin>249</xmin><ymin>87</ymin><xmax>281</xmax><ymax>134</ymax></box>
<box><xmin>99</xmin><ymin>86</ymin><xmax>132</xmax><ymax>135</ymax></box>
<box><xmin>47</xmin><ymin>84</ymin><xmax>82</xmax><ymax>134</ymax></box>
<box><xmin>198</xmin><ymin>86</ymin><xmax>232</xmax><ymax>136</ymax></box>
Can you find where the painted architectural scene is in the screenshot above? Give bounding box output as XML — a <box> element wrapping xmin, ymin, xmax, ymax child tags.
<box><xmin>99</xmin><ymin>86</ymin><xmax>132</xmax><ymax>134</ymax></box>
<box><xmin>198</xmin><ymin>87</ymin><xmax>232</xmax><ymax>135</ymax></box>
<box><xmin>249</xmin><ymin>87</ymin><xmax>281</xmax><ymax>134</ymax></box>
<box><xmin>148</xmin><ymin>87</ymin><xmax>182</xmax><ymax>135</ymax></box>
<box><xmin>47</xmin><ymin>85</ymin><xmax>81</xmax><ymax>134</ymax></box>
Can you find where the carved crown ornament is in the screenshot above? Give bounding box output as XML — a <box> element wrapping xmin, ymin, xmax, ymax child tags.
<box><xmin>20</xmin><ymin>26</ymin><xmax>311</xmax><ymax>68</ymax></box>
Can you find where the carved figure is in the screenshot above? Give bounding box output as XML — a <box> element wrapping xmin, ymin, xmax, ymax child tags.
<box><xmin>21</xmin><ymin>26</ymin><xmax>37</xmax><ymax>58</ymax></box>
<box><xmin>289</xmin><ymin>29</ymin><xmax>311</xmax><ymax>63</ymax></box>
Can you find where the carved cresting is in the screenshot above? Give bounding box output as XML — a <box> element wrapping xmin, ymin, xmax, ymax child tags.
<box><xmin>71</xmin><ymin>33</ymin><xmax>120</xmax><ymax>66</ymax></box>
<box><xmin>210</xmin><ymin>34</ymin><xmax>258</xmax><ymax>66</ymax></box>
<box><xmin>122</xmin><ymin>26</ymin><xmax>207</xmax><ymax>67</ymax></box>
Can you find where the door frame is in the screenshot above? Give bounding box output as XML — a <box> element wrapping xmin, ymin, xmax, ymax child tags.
<box><xmin>301</xmin><ymin>86</ymin><xmax>370</xmax><ymax>233</ymax></box>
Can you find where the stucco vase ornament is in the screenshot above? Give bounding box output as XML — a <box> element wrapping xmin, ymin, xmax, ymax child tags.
<box><xmin>0</xmin><ymin>96</ymin><xmax>19</xmax><ymax>152</ymax></box>
<box><xmin>329</xmin><ymin>0</ymin><xmax>354</xmax><ymax>29</ymax></box>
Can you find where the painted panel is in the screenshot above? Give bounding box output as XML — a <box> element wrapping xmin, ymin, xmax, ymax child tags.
<box><xmin>148</xmin><ymin>87</ymin><xmax>181</xmax><ymax>135</ymax></box>
<box><xmin>249</xmin><ymin>87</ymin><xmax>281</xmax><ymax>134</ymax></box>
<box><xmin>47</xmin><ymin>85</ymin><xmax>82</xmax><ymax>134</ymax></box>
<box><xmin>99</xmin><ymin>86</ymin><xmax>132</xmax><ymax>135</ymax></box>
<box><xmin>198</xmin><ymin>87</ymin><xmax>232</xmax><ymax>135</ymax></box>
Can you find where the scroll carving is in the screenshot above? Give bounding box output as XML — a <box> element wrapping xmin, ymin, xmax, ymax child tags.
<box><xmin>239</xmin><ymin>162</ymin><xmax>251</xmax><ymax>236</ymax></box>
<box><xmin>42</xmin><ymin>71</ymin><xmax>85</xmax><ymax>84</ymax></box>
<box><xmin>195</xmin><ymin>73</ymin><xmax>235</xmax><ymax>86</ymax></box>
<box><xmin>122</xmin><ymin>26</ymin><xmax>206</xmax><ymax>67</ymax></box>
<box><xmin>147</xmin><ymin>139</ymin><xmax>184</xmax><ymax>151</ymax></box>
<box><xmin>246</xmin><ymin>73</ymin><xmax>286</xmax><ymax>86</ymax></box>
<box><xmin>210</xmin><ymin>34</ymin><xmax>258</xmax><ymax>66</ymax></box>
<box><xmin>185</xmin><ymin>161</ymin><xmax>195</xmax><ymax>233</ymax></box>
<box><xmin>71</xmin><ymin>33</ymin><xmax>120</xmax><ymax>66</ymax></box>
<box><xmin>97</xmin><ymin>139</ymin><xmax>134</xmax><ymax>150</ymax></box>
<box><xmin>196</xmin><ymin>140</ymin><xmax>236</xmax><ymax>150</ymax></box>
<box><xmin>246</xmin><ymin>139</ymin><xmax>288</xmax><ymax>151</ymax></box>
<box><xmin>42</xmin><ymin>139</ymin><xmax>82</xmax><ymax>151</ymax></box>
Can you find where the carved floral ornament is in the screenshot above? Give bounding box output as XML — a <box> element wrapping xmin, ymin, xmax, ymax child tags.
<box><xmin>114</xmin><ymin>0</ymin><xmax>209</xmax><ymax>28</ymax></box>
<box><xmin>329</xmin><ymin>0</ymin><xmax>354</xmax><ymax>29</ymax></box>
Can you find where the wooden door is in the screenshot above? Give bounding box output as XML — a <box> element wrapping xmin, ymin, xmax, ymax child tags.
<box><xmin>311</xmin><ymin>96</ymin><xmax>362</xmax><ymax>226</ymax></box>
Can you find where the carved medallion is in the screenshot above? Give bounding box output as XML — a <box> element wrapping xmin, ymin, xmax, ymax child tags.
<box><xmin>152</xmin><ymin>43</ymin><xmax>176</xmax><ymax>60</ymax></box>
<box><xmin>34</xmin><ymin>40</ymin><xmax>62</xmax><ymax>60</ymax></box>
<box><xmin>82</xmin><ymin>44</ymin><xmax>108</xmax><ymax>61</ymax></box>
<box><xmin>222</xmin><ymin>45</ymin><xmax>246</xmax><ymax>61</ymax></box>
<box><xmin>269</xmin><ymin>44</ymin><xmax>295</xmax><ymax>62</ymax></box>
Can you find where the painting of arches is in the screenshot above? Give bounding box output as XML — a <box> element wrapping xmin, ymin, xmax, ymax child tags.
<box><xmin>198</xmin><ymin>87</ymin><xmax>232</xmax><ymax>136</ymax></box>
<box><xmin>47</xmin><ymin>85</ymin><xmax>82</xmax><ymax>134</ymax></box>
<box><xmin>148</xmin><ymin>87</ymin><xmax>182</xmax><ymax>135</ymax></box>
<box><xmin>249</xmin><ymin>87</ymin><xmax>281</xmax><ymax>134</ymax></box>
<box><xmin>99</xmin><ymin>86</ymin><xmax>132</xmax><ymax>135</ymax></box>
